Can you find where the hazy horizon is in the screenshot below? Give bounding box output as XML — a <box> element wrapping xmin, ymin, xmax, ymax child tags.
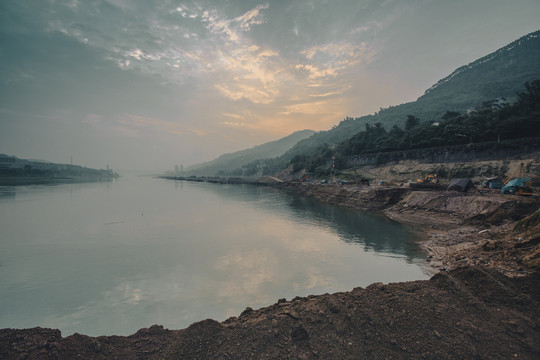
<box><xmin>1</xmin><ymin>0</ymin><xmax>539</xmax><ymax>171</ymax></box>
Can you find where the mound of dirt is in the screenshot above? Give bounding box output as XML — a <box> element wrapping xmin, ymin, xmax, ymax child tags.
<box><xmin>1</xmin><ymin>267</ymin><xmax>539</xmax><ymax>359</ymax></box>
<box><xmin>381</xmin><ymin>190</ymin><xmax>540</xmax><ymax>274</ymax></box>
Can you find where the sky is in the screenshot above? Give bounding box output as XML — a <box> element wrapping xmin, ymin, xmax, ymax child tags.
<box><xmin>1</xmin><ymin>0</ymin><xmax>539</xmax><ymax>171</ymax></box>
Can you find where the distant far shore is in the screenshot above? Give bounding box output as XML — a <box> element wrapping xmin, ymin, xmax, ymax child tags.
<box><xmin>0</xmin><ymin>154</ymin><xmax>119</xmax><ymax>186</ymax></box>
<box><xmin>0</xmin><ymin>176</ymin><xmax>118</xmax><ymax>186</ymax></box>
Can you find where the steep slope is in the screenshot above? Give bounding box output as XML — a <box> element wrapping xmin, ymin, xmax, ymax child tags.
<box><xmin>185</xmin><ymin>129</ymin><xmax>315</xmax><ymax>176</ymax></box>
<box><xmin>422</xmin><ymin>31</ymin><xmax>540</xmax><ymax>104</ymax></box>
<box><xmin>284</xmin><ymin>30</ymin><xmax>540</xmax><ymax>159</ymax></box>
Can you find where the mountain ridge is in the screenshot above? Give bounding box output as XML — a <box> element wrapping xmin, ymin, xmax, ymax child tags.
<box><xmin>185</xmin><ymin>129</ymin><xmax>315</xmax><ymax>176</ymax></box>
<box><xmin>280</xmin><ymin>30</ymin><xmax>540</xmax><ymax>162</ymax></box>
<box><xmin>425</xmin><ymin>31</ymin><xmax>540</xmax><ymax>95</ymax></box>
<box><xmin>185</xmin><ymin>30</ymin><xmax>540</xmax><ymax>177</ymax></box>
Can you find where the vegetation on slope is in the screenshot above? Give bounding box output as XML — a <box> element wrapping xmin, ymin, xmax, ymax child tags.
<box><xmin>192</xmin><ymin>31</ymin><xmax>540</xmax><ymax>178</ymax></box>
<box><xmin>247</xmin><ymin>80</ymin><xmax>540</xmax><ymax>177</ymax></box>
<box><xmin>272</xmin><ymin>30</ymin><xmax>540</xmax><ymax>165</ymax></box>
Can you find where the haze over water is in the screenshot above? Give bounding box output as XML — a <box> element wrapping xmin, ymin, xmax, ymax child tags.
<box><xmin>0</xmin><ymin>175</ymin><xmax>427</xmax><ymax>336</ymax></box>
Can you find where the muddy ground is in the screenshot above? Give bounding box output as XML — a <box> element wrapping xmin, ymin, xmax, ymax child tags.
<box><xmin>2</xmin><ymin>156</ymin><xmax>540</xmax><ymax>359</ymax></box>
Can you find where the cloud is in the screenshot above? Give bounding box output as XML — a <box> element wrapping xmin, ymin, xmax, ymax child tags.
<box><xmin>202</xmin><ymin>3</ymin><xmax>269</xmax><ymax>41</ymax></box>
<box><xmin>111</xmin><ymin>114</ymin><xmax>188</xmax><ymax>137</ymax></box>
<box><xmin>215</xmin><ymin>83</ymin><xmax>276</xmax><ymax>104</ymax></box>
<box><xmin>309</xmin><ymin>89</ymin><xmax>348</xmax><ymax>98</ymax></box>
<box><xmin>222</xmin><ymin>121</ymin><xmax>249</xmax><ymax>128</ymax></box>
<box><xmin>125</xmin><ymin>49</ymin><xmax>148</xmax><ymax>60</ymax></box>
<box><xmin>222</xmin><ymin>113</ymin><xmax>245</xmax><ymax>120</ymax></box>
<box><xmin>295</xmin><ymin>64</ymin><xmax>337</xmax><ymax>79</ymax></box>
<box><xmin>279</xmin><ymin>100</ymin><xmax>330</xmax><ymax>116</ymax></box>
<box><xmin>81</xmin><ymin>113</ymin><xmax>103</xmax><ymax>125</ymax></box>
<box><xmin>300</xmin><ymin>42</ymin><xmax>376</xmax><ymax>66</ymax></box>
<box><xmin>349</xmin><ymin>20</ymin><xmax>384</xmax><ymax>35</ymax></box>
<box><xmin>235</xmin><ymin>3</ymin><xmax>269</xmax><ymax>30</ymax></box>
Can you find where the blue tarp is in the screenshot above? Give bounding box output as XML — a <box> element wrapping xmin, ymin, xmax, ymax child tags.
<box><xmin>501</xmin><ymin>178</ymin><xmax>532</xmax><ymax>194</ymax></box>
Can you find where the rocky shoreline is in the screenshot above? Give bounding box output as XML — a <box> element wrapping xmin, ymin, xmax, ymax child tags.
<box><xmin>2</xmin><ymin>179</ymin><xmax>540</xmax><ymax>359</ymax></box>
<box><xmin>276</xmin><ymin>182</ymin><xmax>540</xmax><ymax>276</ymax></box>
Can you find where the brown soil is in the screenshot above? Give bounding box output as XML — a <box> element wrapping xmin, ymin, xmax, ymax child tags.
<box><xmin>279</xmin><ymin>181</ymin><xmax>540</xmax><ymax>276</ymax></box>
<box><xmin>2</xmin><ymin>155</ymin><xmax>540</xmax><ymax>359</ymax></box>
<box><xmin>2</xmin><ymin>267</ymin><xmax>539</xmax><ymax>359</ymax></box>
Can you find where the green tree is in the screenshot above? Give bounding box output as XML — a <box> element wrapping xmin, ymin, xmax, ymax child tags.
<box><xmin>405</xmin><ymin>115</ymin><xmax>420</xmax><ymax>131</ymax></box>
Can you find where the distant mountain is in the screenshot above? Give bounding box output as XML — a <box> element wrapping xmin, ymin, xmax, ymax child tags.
<box><xmin>186</xmin><ymin>31</ymin><xmax>540</xmax><ymax>177</ymax></box>
<box><xmin>283</xmin><ymin>30</ymin><xmax>540</xmax><ymax>159</ymax></box>
<box><xmin>185</xmin><ymin>129</ymin><xmax>315</xmax><ymax>176</ymax></box>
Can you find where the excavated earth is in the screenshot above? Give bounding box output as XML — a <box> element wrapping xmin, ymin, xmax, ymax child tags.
<box><xmin>1</xmin><ymin>267</ymin><xmax>539</xmax><ymax>359</ymax></box>
<box><xmin>2</xmin><ymin>158</ymin><xmax>540</xmax><ymax>359</ymax></box>
<box><xmin>278</xmin><ymin>182</ymin><xmax>540</xmax><ymax>276</ymax></box>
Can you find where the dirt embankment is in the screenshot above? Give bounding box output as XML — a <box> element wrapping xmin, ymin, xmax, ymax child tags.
<box><xmin>2</xmin><ymin>267</ymin><xmax>539</xmax><ymax>359</ymax></box>
<box><xmin>384</xmin><ymin>189</ymin><xmax>540</xmax><ymax>275</ymax></box>
<box><xmin>278</xmin><ymin>181</ymin><xmax>540</xmax><ymax>276</ymax></box>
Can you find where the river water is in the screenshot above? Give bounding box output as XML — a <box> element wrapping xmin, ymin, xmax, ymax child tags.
<box><xmin>0</xmin><ymin>174</ymin><xmax>428</xmax><ymax>336</ymax></box>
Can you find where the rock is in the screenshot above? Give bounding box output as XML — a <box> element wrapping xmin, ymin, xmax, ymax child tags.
<box><xmin>240</xmin><ymin>307</ymin><xmax>254</xmax><ymax>317</ymax></box>
<box><xmin>366</xmin><ymin>282</ymin><xmax>385</xmax><ymax>291</ymax></box>
<box><xmin>483</xmin><ymin>240</ymin><xmax>497</xmax><ymax>251</ymax></box>
<box><xmin>291</xmin><ymin>326</ymin><xmax>309</xmax><ymax>342</ymax></box>
<box><xmin>326</xmin><ymin>299</ymin><xmax>341</xmax><ymax>313</ymax></box>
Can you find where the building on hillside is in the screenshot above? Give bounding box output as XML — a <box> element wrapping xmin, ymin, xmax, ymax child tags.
<box><xmin>467</xmin><ymin>97</ymin><xmax>508</xmax><ymax>115</ymax></box>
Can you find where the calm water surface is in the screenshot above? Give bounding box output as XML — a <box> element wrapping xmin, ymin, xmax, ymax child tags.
<box><xmin>0</xmin><ymin>175</ymin><xmax>428</xmax><ymax>336</ymax></box>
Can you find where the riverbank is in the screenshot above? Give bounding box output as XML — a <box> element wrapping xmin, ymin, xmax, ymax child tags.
<box><xmin>0</xmin><ymin>154</ymin><xmax>119</xmax><ymax>185</ymax></box>
<box><xmin>276</xmin><ymin>182</ymin><xmax>540</xmax><ymax>276</ymax></box>
<box><xmin>2</xmin><ymin>177</ymin><xmax>540</xmax><ymax>359</ymax></box>
<box><xmin>161</xmin><ymin>175</ymin><xmax>540</xmax><ymax>275</ymax></box>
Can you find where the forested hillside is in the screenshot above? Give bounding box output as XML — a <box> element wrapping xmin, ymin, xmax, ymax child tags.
<box><xmin>186</xmin><ymin>31</ymin><xmax>540</xmax><ymax>178</ymax></box>
<box><xmin>280</xmin><ymin>30</ymin><xmax>540</xmax><ymax>163</ymax></box>
<box><xmin>290</xmin><ymin>80</ymin><xmax>540</xmax><ymax>175</ymax></box>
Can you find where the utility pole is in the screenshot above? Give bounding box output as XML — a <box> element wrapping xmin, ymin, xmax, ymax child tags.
<box><xmin>332</xmin><ymin>152</ymin><xmax>335</xmax><ymax>183</ymax></box>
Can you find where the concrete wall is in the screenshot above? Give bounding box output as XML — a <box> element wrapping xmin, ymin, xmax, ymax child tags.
<box><xmin>344</xmin><ymin>138</ymin><xmax>540</xmax><ymax>167</ymax></box>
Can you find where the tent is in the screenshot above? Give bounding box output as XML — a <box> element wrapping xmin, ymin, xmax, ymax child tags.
<box><xmin>447</xmin><ymin>178</ymin><xmax>475</xmax><ymax>192</ymax></box>
<box><xmin>501</xmin><ymin>178</ymin><xmax>532</xmax><ymax>194</ymax></box>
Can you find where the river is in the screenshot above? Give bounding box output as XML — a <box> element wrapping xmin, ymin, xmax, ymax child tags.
<box><xmin>0</xmin><ymin>174</ymin><xmax>428</xmax><ymax>336</ymax></box>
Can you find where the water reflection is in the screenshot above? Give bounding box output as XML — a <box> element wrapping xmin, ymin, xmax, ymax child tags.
<box><xmin>189</xmin><ymin>183</ymin><xmax>423</xmax><ymax>261</ymax></box>
<box><xmin>0</xmin><ymin>177</ymin><xmax>427</xmax><ymax>336</ymax></box>
<box><xmin>0</xmin><ymin>187</ymin><xmax>15</xmax><ymax>199</ymax></box>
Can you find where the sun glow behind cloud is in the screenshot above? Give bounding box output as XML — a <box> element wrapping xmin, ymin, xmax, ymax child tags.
<box><xmin>2</xmin><ymin>0</ymin><xmax>539</xmax><ymax>169</ymax></box>
<box><xmin>38</xmin><ymin>1</ymin><xmax>381</xmax><ymax>137</ymax></box>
